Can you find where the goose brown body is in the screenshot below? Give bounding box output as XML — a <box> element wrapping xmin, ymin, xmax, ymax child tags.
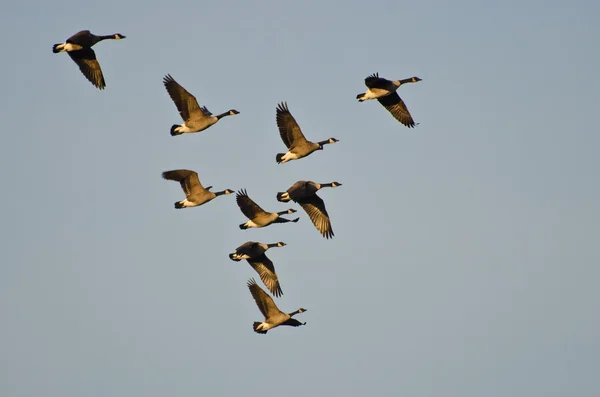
<box><xmin>357</xmin><ymin>73</ymin><xmax>421</xmax><ymax>128</ymax></box>
<box><xmin>52</xmin><ymin>30</ymin><xmax>126</xmax><ymax>90</ymax></box>
<box><xmin>247</xmin><ymin>279</ymin><xmax>306</xmax><ymax>334</ymax></box>
<box><xmin>277</xmin><ymin>181</ymin><xmax>342</xmax><ymax>239</ymax></box>
<box><xmin>230</xmin><ymin>242</ymin><xmax>286</xmax><ymax>297</ymax></box>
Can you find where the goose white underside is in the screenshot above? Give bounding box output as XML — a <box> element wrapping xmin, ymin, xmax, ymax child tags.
<box><xmin>55</xmin><ymin>43</ymin><xmax>84</xmax><ymax>52</ymax></box>
<box><xmin>279</xmin><ymin>151</ymin><xmax>300</xmax><ymax>164</ymax></box>
<box><xmin>256</xmin><ymin>322</ymin><xmax>271</xmax><ymax>331</ymax></box>
<box><xmin>361</xmin><ymin>88</ymin><xmax>392</xmax><ymax>100</ymax></box>
<box><xmin>243</xmin><ymin>220</ymin><xmax>261</xmax><ymax>228</ymax></box>
<box><xmin>178</xmin><ymin>199</ymin><xmax>198</xmax><ymax>208</ymax></box>
<box><xmin>174</xmin><ymin>124</ymin><xmax>195</xmax><ymax>134</ymax></box>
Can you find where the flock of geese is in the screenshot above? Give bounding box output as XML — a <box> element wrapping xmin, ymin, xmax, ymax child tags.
<box><xmin>53</xmin><ymin>29</ymin><xmax>423</xmax><ymax>334</ymax></box>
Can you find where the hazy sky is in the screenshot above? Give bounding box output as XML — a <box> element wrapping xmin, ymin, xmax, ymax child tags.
<box><xmin>1</xmin><ymin>0</ymin><xmax>599</xmax><ymax>396</ymax></box>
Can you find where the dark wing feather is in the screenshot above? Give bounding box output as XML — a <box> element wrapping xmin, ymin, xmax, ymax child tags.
<box><xmin>235</xmin><ymin>241</ymin><xmax>258</xmax><ymax>256</ymax></box>
<box><xmin>365</xmin><ymin>72</ymin><xmax>392</xmax><ymax>89</ymax></box>
<box><xmin>163</xmin><ymin>74</ymin><xmax>208</xmax><ymax>122</ymax></box>
<box><xmin>276</xmin><ymin>102</ymin><xmax>308</xmax><ymax>148</ymax></box>
<box><xmin>298</xmin><ymin>195</ymin><xmax>334</xmax><ymax>239</ymax></box>
<box><xmin>247</xmin><ymin>278</ymin><xmax>281</xmax><ymax>319</ymax></box>
<box><xmin>162</xmin><ymin>169</ymin><xmax>206</xmax><ymax>196</ymax></box>
<box><xmin>281</xmin><ymin>318</ymin><xmax>304</xmax><ymax>327</ymax></box>
<box><xmin>66</xmin><ymin>30</ymin><xmax>92</xmax><ymax>45</ymax></box>
<box><xmin>377</xmin><ymin>92</ymin><xmax>417</xmax><ymax>128</ymax></box>
<box><xmin>236</xmin><ymin>190</ymin><xmax>268</xmax><ymax>219</ymax></box>
<box><xmin>68</xmin><ymin>49</ymin><xmax>105</xmax><ymax>89</ymax></box>
<box><xmin>288</xmin><ymin>181</ymin><xmax>318</xmax><ymax>201</ymax></box>
<box><xmin>248</xmin><ymin>254</ymin><xmax>283</xmax><ymax>298</ymax></box>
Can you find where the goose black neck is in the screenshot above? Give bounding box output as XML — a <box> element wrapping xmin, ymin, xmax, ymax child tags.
<box><xmin>319</xmin><ymin>182</ymin><xmax>334</xmax><ymax>188</ymax></box>
<box><xmin>317</xmin><ymin>139</ymin><xmax>332</xmax><ymax>146</ymax></box>
<box><xmin>214</xmin><ymin>190</ymin><xmax>228</xmax><ymax>196</ymax></box>
<box><xmin>216</xmin><ymin>111</ymin><xmax>231</xmax><ymax>119</ymax></box>
<box><xmin>277</xmin><ymin>210</ymin><xmax>290</xmax><ymax>216</ymax></box>
<box><xmin>289</xmin><ymin>309</ymin><xmax>302</xmax><ymax>317</ymax></box>
<box><xmin>98</xmin><ymin>35</ymin><xmax>116</xmax><ymax>41</ymax></box>
<box><xmin>400</xmin><ymin>77</ymin><xmax>417</xmax><ymax>84</ymax></box>
<box><xmin>267</xmin><ymin>243</ymin><xmax>280</xmax><ymax>248</ymax></box>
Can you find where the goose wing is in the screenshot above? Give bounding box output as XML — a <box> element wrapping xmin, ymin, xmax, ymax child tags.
<box><xmin>288</xmin><ymin>181</ymin><xmax>319</xmax><ymax>201</ymax></box>
<box><xmin>67</xmin><ymin>30</ymin><xmax>92</xmax><ymax>43</ymax></box>
<box><xmin>236</xmin><ymin>190</ymin><xmax>268</xmax><ymax>219</ymax></box>
<box><xmin>163</xmin><ymin>74</ymin><xmax>211</xmax><ymax>122</ymax></box>
<box><xmin>68</xmin><ymin>49</ymin><xmax>106</xmax><ymax>89</ymax></box>
<box><xmin>276</xmin><ymin>102</ymin><xmax>309</xmax><ymax>148</ymax></box>
<box><xmin>248</xmin><ymin>254</ymin><xmax>283</xmax><ymax>298</ymax></box>
<box><xmin>162</xmin><ymin>169</ymin><xmax>207</xmax><ymax>197</ymax></box>
<box><xmin>247</xmin><ymin>278</ymin><xmax>281</xmax><ymax>319</ymax></box>
<box><xmin>364</xmin><ymin>72</ymin><xmax>391</xmax><ymax>89</ymax></box>
<box><xmin>235</xmin><ymin>241</ymin><xmax>258</xmax><ymax>256</ymax></box>
<box><xmin>297</xmin><ymin>194</ymin><xmax>334</xmax><ymax>239</ymax></box>
<box><xmin>281</xmin><ymin>318</ymin><xmax>304</xmax><ymax>327</ymax></box>
<box><xmin>377</xmin><ymin>92</ymin><xmax>417</xmax><ymax>128</ymax></box>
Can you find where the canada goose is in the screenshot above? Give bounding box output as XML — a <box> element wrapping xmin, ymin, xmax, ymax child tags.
<box><xmin>277</xmin><ymin>181</ymin><xmax>341</xmax><ymax>239</ymax></box>
<box><xmin>275</xmin><ymin>102</ymin><xmax>339</xmax><ymax>164</ymax></box>
<box><xmin>52</xmin><ymin>30</ymin><xmax>126</xmax><ymax>90</ymax></box>
<box><xmin>357</xmin><ymin>73</ymin><xmax>421</xmax><ymax>128</ymax></box>
<box><xmin>247</xmin><ymin>278</ymin><xmax>306</xmax><ymax>334</ymax></box>
<box><xmin>229</xmin><ymin>241</ymin><xmax>286</xmax><ymax>297</ymax></box>
<box><xmin>163</xmin><ymin>74</ymin><xmax>239</xmax><ymax>136</ymax></box>
<box><xmin>236</xmin><ymin>189</ymin><xmax>299</xmax><ymax>229</ymax></box>
<box><xmin>162</xmin><ymin>169</ymin><xmax>233</xmax><ymax>208</ymax></box>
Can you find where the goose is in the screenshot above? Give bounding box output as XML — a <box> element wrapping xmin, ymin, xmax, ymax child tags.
<box><xmin>277</xmin><ymin>181</ymin><xmax>341</xmax><ymax>239</ymax></box>
<box><xmin>163</xmin><ymin>74</ymin><xmax>239</xmax><ymax>136</ymax></box>
<box><xmin>247</xmin><ymin>278</ymin><xmax>306</xmax><ymax>334</ymax></box>
<box><xmin>236</xmin><ymin>189</ymin><xmax>299</xmax><ymax>229</ymax></box>
<box><xmin>357</xmin><ymin>73</ymin><xmax>421</xmax><ymax>128</ymax></box>
<box><xmin>275</xmin><ymin>102</ymin><xmax>339</xmax><ymax>164</ymax></box>
<box><xmin>229</xmin><ymin>241</ymin><xmax>286</xmax><ymax>297</ymax></box>
<box><xmin>162</xmin><ymin>169</ymin><xmax>233</xmax><ymax>208</ymax></box>
<box><xmin>52</xmin><ymin>30</ymin><xmax>126</xmax><ymax>90</ymax></box>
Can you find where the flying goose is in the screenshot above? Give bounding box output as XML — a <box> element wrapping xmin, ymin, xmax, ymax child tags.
<box><xmin>53</xmin><ymin>30</ymin><xmax>126</xmax><ymax>90</ymax></box>
<box><xmin>277</xmin><ymin>181</ymin><xmax>341</xmax><ymax>239</ymax></box>
<box><xmin>247</xmin><ymin>278</ymin><xmax>306</xmax><ymax>334</ymax></box>
<box><xmin>229</xmin><ymin>241</ymin><xmax>286</xmax><ymax>297</ymax></box>
<box><xmin>163</xmin><ymin>74</ymin><xmax>239</xmax><ymax>136</ymax></box>
<box><xmin>162</xmin><ymin>169</ymin><xmax>233</xmax><ymax>208</ymax></box>
<box><xmin>275</xmin><ymin>102</ymin><xmax>339</xmax><ymax>164</ymax></box>
<box><xmin>236</xmin><ymin>189</ymin><xmax>299</xmax><ymax>229</ymax></box>
<box><xmin>357</xmin><ymin>73</ymin><xmax>421</xmax><ymax>128</ymax></box>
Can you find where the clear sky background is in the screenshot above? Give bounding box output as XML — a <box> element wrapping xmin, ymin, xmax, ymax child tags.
<box><xmin>1</xmin><ymin>0</ymin><xmax>599</xmax><ymax>396</ymax></box>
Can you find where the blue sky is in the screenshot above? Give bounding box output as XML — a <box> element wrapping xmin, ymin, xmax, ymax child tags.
<box><xmin>1</xmin><ymin>0</ymin><xmax>599</xmax><ymax>396</ymax></box>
